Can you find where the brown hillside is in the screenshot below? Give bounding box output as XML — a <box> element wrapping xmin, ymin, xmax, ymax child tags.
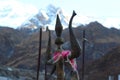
<box><xmin>84</xmin><ymin>46</ymin><xmax>120</xmax><ymax>80</ymax></box>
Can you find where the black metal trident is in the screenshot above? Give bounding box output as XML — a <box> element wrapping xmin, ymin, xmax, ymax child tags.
<box><xmin>47</xmin><ymin>11</ymin><xmax>81</xmax><ymax>80</ymax></box>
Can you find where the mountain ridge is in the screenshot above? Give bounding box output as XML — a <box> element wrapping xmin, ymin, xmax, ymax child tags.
<box><xmin>1</xmin><ymin>21</ymin><xmax>119</xmax><ymax>70</ymax></box>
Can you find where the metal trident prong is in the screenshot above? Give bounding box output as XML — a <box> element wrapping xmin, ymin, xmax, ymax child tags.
<box><xmin>68</xmin><ymin>11</ymin><xmax>81</xmax><ymax>59</ymax></box>
<box><xmin>55</xmin><ymin>14</ymin><xmax>64</xmax><ymax>80</ymax></box>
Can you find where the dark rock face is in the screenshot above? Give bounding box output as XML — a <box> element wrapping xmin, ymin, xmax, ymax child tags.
<box><xmin>84</xmin><ymin>46</ymin><xmax>120</xmax><ymax>80</ymax></box>
<box><xmin>6</xmin><ymin>31</ymin><xmax>51</xmax><ymax>70</ymax></box>
<box><xmin>0</xmin><ymin>27</ymin><xmax>26</xmax><ymax>64</ymax></box>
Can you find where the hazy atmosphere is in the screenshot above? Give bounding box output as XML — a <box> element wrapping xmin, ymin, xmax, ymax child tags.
<box><xmin>1</xmin><ymin>0</ymin><xmax>120</xmax><ymax>80</ymax></box>
<box><xmin>0</xmin><ymin>0</ymin><xmax>120</xmax><ymax>29</ymax></box>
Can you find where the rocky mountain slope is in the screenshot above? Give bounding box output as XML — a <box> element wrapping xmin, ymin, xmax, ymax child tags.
<box><xmin>0</xmin><ymin>21</ymin><xmax>120</xmax><ymax>80</ymax></box>
<box><xmin>0</xmin><ymin>26</ymin><xmax>28</xmax><ymax>64</ymax></box>
<box><xmin>1</xmin><ymin>21</ymin><xmax>119</xmax><ymax>70</ymax></box>
<box><xmin>0</xmin><ymin>65</ymin><xmax>56</xmax><ymax>80</ymax></box>
<box><xmin>6</xmin><ymin>31</ymin><xmax>51</xmax><ymax>70</ymax></box>
<box><xmin>84</xmin><ymin>46</ymin><xmax>120</xmax><ymax>80</ymax></box>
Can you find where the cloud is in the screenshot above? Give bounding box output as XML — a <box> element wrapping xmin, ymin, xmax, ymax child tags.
<box><xmin>103</xmin><ymin>18</ymin><xmax>120</xmax><ymax>28</ymax></box>
<box><xmin>74</xmin><ymin>15</ymin><xmax>120</xmax><ymax>29</ymax></box>
<box><xmin>0</xmin><ymin>0</ymin><xmax>38</xmax><ymax>28</ymax></box>
<box><xmin>0</xmin><ymin>0</ymin><xmax>120</xmax><ymax>29</ymax></box>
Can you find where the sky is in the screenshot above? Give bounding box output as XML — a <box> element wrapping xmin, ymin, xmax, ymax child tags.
<box><xmin>0</xmin><ymin>0</ymin><xmax>120</xmax><ymax>29</ymax></box>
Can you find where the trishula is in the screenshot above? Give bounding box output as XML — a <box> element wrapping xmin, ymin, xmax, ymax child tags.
<box><xmin>47</xmin><ymin>11</ymin><xmax>81</xmax><ymax>80</ymax></box>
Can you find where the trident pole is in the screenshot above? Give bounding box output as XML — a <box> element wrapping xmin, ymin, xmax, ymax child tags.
<box><xmin>45</xmin><ymin>27</ymin><xmax>51</xmax><ymax>80</ymax></box>
<box><xmin>81</xmin><ymin>30</ymin><xmax>86</xmax><ymax>80</ymax></box>
<box><xmin>37</xmin><ymin>28</ymin><xmax>42</xmax><ymax>80</ymax></box>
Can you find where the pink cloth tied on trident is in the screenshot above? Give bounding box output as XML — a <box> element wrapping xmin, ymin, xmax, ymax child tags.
<box><xmin>53</xmin><ymin>50</ymin><xmax>77</xmax><ymax>71</ymax></box>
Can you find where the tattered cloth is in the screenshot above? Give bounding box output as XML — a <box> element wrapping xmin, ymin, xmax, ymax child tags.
<box><xmin>53</xmin><ymin>50</ymin><xmax>77</xmax><ymax>71</ymax></box>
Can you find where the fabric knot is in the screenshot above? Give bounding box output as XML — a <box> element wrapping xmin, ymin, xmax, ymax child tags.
<box><xmin>53</xmin><ymin>50</ymin><xmax>77</xmax><ymax>71</ymax></box>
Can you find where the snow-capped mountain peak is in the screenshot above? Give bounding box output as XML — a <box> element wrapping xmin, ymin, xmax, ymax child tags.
<box><xmin>20</xmin><ymin>4</ymin><xmax>80</xmax><ymax>30</ymax></box>
<box><xmin>1</xmin><ymin>1</ymin><xmax>120</xmax><ymax>30</ymax></box>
